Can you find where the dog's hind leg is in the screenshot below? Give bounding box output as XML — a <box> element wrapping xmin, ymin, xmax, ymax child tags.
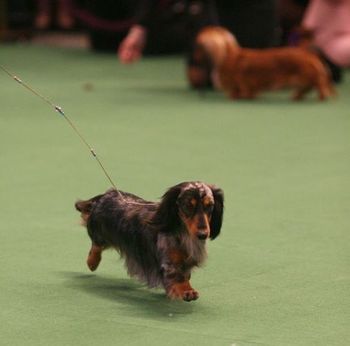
<box><xmin>292</xmin><ymin>85</ymin><xmax>312</xmax><ymax>101</ymax></box>
<box><xmin>87</xmin><ymin>243</ymin><xmax>103</xmax><ymax>271</ymax></box>
<box><xmin>237</xmin><ymin>85</ymin><xmax>257</xmax><ymax>99</ymax></box>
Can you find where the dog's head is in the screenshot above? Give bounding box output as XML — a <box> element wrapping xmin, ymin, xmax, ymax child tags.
<box><xmin>195</xmin><ymin>26</ymin><xmax>240</xmax><ymax>67</ymax></box>
<box><xmin>153</xmin><ymin>182</ymin><xmax>224</xmax><ymax>240</ymax></box>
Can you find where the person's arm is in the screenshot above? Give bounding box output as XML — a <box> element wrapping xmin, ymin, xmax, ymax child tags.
<box><xmin>118</xmin><ymin>24</ymin><xmax>147</xmax><ymax>63</ymax></box>
<box><xmin>118</xmin><ymin>0</ymin><xmax>156</xmax><ymax>63</ymax></box>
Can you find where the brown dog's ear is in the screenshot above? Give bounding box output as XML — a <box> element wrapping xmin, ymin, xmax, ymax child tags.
<box><xmin>209</xmin><ymin>186</ymin><xmax>224</xmax><ymax>240</ymax></box>
<box><xmin>150</xmin><ymin>184</ymin><xmax>183</xmax><ymax>231</ymax></box>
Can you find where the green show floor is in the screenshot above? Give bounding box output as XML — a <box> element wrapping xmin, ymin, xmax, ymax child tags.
<box><xmin>0</xmin><ymin>43</ymin><xmax>349</xmax><ymax>346</ymax></box>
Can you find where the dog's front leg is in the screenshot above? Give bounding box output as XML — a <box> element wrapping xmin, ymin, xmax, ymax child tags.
<box><xmin>86</xmin><ymin>243</ymin><xmax>103</xmax><ymax>271</ymax></box>
<box><xmin>166</xmin><ymin>279</ymin><xmax>199</xmax><ymax>302</ymax></box>
<box><xmin>160</xmin><ymin>257</ymin><xmax>199</xmax><ymax>302</ymax></box>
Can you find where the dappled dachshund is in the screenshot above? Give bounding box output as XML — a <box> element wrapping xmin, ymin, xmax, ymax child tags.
<box><xmin>75</xmin><ymin>182</ymin><xmax>224</xmax><ymax>301</ymax></box>
<box><xmin>194</xmin><ymin>26</ymin><xmax>334</xmax><ymax>100</ymax></box>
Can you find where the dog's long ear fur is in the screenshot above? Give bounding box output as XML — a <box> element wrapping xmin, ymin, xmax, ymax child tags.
<box><xmin>150</xmin><ymin>184</ymin><xmax>183</xmax><ymax>232</ymax></box>
<box><xmin>209</xmin><ymin>186</ymin><xmax>224</xmax><ymax>240</ymax></box>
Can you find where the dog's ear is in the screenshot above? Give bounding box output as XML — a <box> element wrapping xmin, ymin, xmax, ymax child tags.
<box><xmin>151</xmin><ymin>184</ymin><xmax>183</xmax><ymax>231</ymax></box>
<box><xmin>209</xmin><ymin>185</ymin><xmax>224</xmax><ymax>240</ymax></box>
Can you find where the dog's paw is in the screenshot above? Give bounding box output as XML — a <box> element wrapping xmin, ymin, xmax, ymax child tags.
<box><xmin>182</xmin><ymin>289</ymin><xmax>199</xmax><ymax>302</ymax></box>
<box><xmin>87</xmin><ymin>256</ymin><xmax>100</xmax><ymax>271</ymax></box>
<box><xmin>167</xmin><ymin>283</ymin><xmax>199</xmax><ymax>302</ymax></box>
<box><xmin>86</xmin><ymin>245</ymin><xmax>102</xmax><ymax>271</ymax></box>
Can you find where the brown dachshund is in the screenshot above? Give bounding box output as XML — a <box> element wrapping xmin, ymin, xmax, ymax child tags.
<box><xmin>194</xmin><ymin>26</ymin><xmax>334</xmax><ymax>100</ymax></box>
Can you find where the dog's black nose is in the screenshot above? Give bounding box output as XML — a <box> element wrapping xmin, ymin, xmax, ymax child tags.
<box><xmin>196</xmin><ymin>230</ymin><xmax>208</xmax><ymax>240</ymax></box>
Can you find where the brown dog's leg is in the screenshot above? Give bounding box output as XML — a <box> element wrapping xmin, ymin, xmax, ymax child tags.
<box><xmin>316</xmin><ymin>80</ymin><xmax>334</xmax><ymax>101</ymax></box>
<box><xmin>237</xmin><ymin>85</ymin><xmax>257</xmax><ymax>99</ymax></box>
<box><xmin>229</xmin><ymin>88</ymin><xmax>240</xmax><ymax>99</ymax></box>
<box><xmin>87</xmin><ymin>243</ymin><xmax>103</xmax><ymax>271</ymax></box>
<box><xmin>160</xmin><ymin>250</ymin><xmax>199</xmax><ymax>301</ymax></box>
<box><xmin>292</xmin><ymin>85</ymin><xmax>312</xmax><ymax>101</ymax></box>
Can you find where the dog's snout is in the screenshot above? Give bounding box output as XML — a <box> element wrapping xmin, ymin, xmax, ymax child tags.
<box><xmin>195</xmin><ymin>214</ymin><xmax>210</xmax><ymax>240</ymax></box>
<box><xmin>196</xmin><ymin>230</ymin><xmax>209</xmax><ymax>240</ymax></box>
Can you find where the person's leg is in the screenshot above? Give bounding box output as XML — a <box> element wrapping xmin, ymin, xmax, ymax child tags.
<box><xmin>218</xmin><ymin>0</ymin><xmax>278</xmax><ymax>48</ymax></box>
<box><xmin>57</xmin><ymin>0</ymin><xmax>74</xmax><ymax>29</ymax></box>
<box><xmin>35</xmin><ymin>0</ymin><xmax>51</xmax><ymax>29</ymax></box>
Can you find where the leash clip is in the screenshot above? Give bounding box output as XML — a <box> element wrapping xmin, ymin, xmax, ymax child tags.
<box><xmin>54</xmin><ymin>105</ymin><xmax>65</xmax><ymax>116</ymax></box>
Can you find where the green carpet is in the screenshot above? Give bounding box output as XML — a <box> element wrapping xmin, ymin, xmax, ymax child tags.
<box><xmin>0</xmin><ymin>43</ymin><xmax>349</xmax><ymax>346</ymax></box>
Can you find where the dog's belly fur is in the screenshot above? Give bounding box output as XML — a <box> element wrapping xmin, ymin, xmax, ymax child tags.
<box><xmin>86</xmin><ymin>190</ymin><xmax>160</xmax><ymax>286</ymax></box>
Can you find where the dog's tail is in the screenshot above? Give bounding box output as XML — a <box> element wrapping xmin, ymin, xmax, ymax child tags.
<box><xmin>75</xmin><ymin>194</ymin><xmax>103</xmax><ymax>226</ymax></box>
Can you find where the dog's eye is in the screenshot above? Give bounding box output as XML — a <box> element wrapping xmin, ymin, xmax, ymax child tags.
<box><xmin>187</xmin><ymin>198</ymin><xmax>197</xmax><ymax>209</ymax></box>
<box><xmin>181</xmin><ymin>199</ymin><xmax>196</xmax><ymax>215</ymax></box>
<box><xmin>204</xmin><ymin>203</ymin><xmax>214</xmax><ymax>213</ymax></box>
<box><xmin>202</xmin><ymin>195</ymin><xmax>214</xmax><ymax>213</ymax></box>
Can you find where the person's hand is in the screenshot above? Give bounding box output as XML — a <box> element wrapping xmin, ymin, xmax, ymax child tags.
<box><xmin>118</xmin><ymin>25</ymin><xmax>147</xmax><ymax>64</ymax></box>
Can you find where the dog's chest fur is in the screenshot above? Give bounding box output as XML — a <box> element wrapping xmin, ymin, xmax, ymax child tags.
<box><xmin>124</xmin><ymin>232</ymin><xmax>207</xmax><ymax>288</ymax></box>
<box><xmin>158</xmin><ymin>232</ymin><xmax>208</xmax><ymax>268</ymax></box>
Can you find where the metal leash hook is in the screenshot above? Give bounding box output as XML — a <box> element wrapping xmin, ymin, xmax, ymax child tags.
<box><xmin>0</xmin><ymin>64</ymin><xmax>122</xmax><ymax>198</ymax></box>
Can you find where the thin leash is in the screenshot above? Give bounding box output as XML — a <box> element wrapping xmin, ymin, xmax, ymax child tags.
<box><xmin>0</xmin><ymin>64</ymin><xmax>125</xmax><ymax>199</ymax></box>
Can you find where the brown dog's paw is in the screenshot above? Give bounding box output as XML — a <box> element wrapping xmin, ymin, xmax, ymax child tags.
<box><xmin>86</xmin><ymin>245</ymin><xmax>102</xmax><ymax>271</ymax></box>
<box><xmin>87</xmin><ymin>254</ymin><xmax>100</xmax><ymax>271</ymax></box>
<box><xmin>167</xmin><ymin>282</ymin><xmax>199</xmax><ymax>302</ymax></box>
<box><xmin>182</xmin><ymin>289</ymin><xmax>199</xmax><ymax>302</ymax></box>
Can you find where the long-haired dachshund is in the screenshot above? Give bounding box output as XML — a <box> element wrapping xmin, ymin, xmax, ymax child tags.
<box><xmin>75</xmin><ymin>182</ymin><xmax>224</xmax><ymax>301</ymax></box>
<box><xmin>194</xmin><ymin>26</ymin><xmax>334</xmax><ymax>100</ymax></box>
